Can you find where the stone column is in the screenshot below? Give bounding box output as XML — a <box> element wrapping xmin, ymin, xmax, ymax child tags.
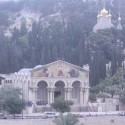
<box><xmin>67</xmin><ymin>88</ymin><xmax>72</xmax><ymax>100</ymax></box>
<box><xmin>83</xmin><ymin>87</ymin><xmax>89</xmax><ymax>106</ymax></box>
<box><xmin>28</xmin><ymin>89</ymin><xmax>32</xmax><ymax>102</ymax></box>
<box><xmin>49</xmin><ymin>90</ymin><xmax>52</xmax><ymax>104</ymax></box>
<box><xmin>32</xmin><ymin>88</ymin><xmax>37</xmax><ymax>104</ymax></box>
<box><xmin>52</xmin><ymin>90</ymin><xmax>55</xmax><ymax>103</ymax></box>
<box><xmin>1</xmin><ymin>79</ymin><xmax>4</xmax><ymax>85</ymax></box>
<box><xmin>80</xmin><ymin>88</ymin><xmax>84</xmax><ymax>105</ymax></box>
<box><xmin>64</xmin><ymin>88</ymin><xmax>67</xmax><ymax>100</ymax></box>
<box><xmin>49</xmin><ymin>88</ymin><xmax>55</xmax><ymax>103</ymax></box>
<box><xmin>47</xmin><ymin>88</ymin><xmax>50</xmax><ymax>104</ymax></box>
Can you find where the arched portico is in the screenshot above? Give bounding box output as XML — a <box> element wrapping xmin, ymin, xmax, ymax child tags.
<box><xmin>54</xmin><ymin>81</ymin><xmax>65</xmax><ymax>99</ymax></box>
<box><xmin>37</xmin><ymin>81</ymin><xmax>48</xmax><ymax>105</ymax></box>
<box><xmin>34</xmin><ymin>79</ymin><xmax>87</xmax><ymax>106</ymax></box>
<box><xmin>72</xmin><ymin>81</ymin><xmax>81</xmax><ymax>104</ymax></box>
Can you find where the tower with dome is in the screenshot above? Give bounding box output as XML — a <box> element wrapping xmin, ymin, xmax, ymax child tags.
<box><xmin>93</xmin><ymin>6</ymin><xmax>114</xmax><ymax>32</ymax></box>
<box><xmin>117</xmin><ymin>14</ymin><xmax>122</xmax><ymax>30</ymax></box>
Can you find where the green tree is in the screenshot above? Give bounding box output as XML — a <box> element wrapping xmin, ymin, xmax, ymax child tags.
<box><xmin>54</xmin><ymin>114</ymin><xmax>83</xmax><ymax>125</ymax></box>
<box><xmin>120</xmin><ymin>90</ymin><xmax>125</xmax><ymax>104</ymax></box>
<box><xmin>106</xmin><ymin>85</ymin><xmax>119</xmax><ymax>98</ymax></box>
<box><xmin>0</xmin><ymin>32</ymin><xmax>9</xmax><ymax>73</ymax></box>
<box><xmin>0</xmin><ymin>85</ymin><xmax>25</xmax><ymax>116</ymax></box>
<box><xmin>51</xmin><ymin>97</ymin><xmax>73</xmax><ymax>113</ymax></box>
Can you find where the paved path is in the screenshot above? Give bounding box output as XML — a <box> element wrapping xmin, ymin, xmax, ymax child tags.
<box><xmin>0</xmin><ymin>116</ymin><xmax>124</xmax><ymax>125</ymax></box>
<box><xmin>79</xmin><ymin>116</ymin><xmax>125</xmax><ymax>125</ymax></box>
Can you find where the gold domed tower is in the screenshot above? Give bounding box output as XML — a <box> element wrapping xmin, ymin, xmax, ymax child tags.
<box><xmin>100</xmin><ymin>7</ymin><xmax>109</xmax><ymax>17</ymax></box>
<box><xmin>93</xmin><ymin>5</ymin><xmax>114</xmax><ymax>32</ymax></box>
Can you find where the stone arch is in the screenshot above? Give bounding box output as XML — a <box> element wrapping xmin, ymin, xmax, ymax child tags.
<box><xmin>72</xmin><ymin>81</ymin><xmax>81</xmax><ymax>104</ymax></box>
<box><xmin>37</xmin><ymin>81</ymin><xmax>48</xmax><ymax>105</ymax></box>
<box><xmin>54</xmin><ymin>81</ymin><xmax>65</xmax><ymax>99</ymax></box>
<box><xmin>54</xmin><ymin>79</ymin><xmax>66</xmax><ymax>87</ymax></box>
<box><xmin>37</xmin><ymin>79</ymin><xmax>49</xmax><ymax>87</ymax></box>
<box><xmin>71</xmin><ymin>80</ymin><xmax>83</xmax><ymax>87</ymax></box>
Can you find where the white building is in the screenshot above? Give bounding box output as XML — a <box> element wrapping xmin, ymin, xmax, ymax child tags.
<box><xmin>0</xmin><ymin>60</ymin><xmax>90</xmax><ymax>113</ymax></box>
<box><xmin>93</xmin><ymin>6</ymin><xmax>123</xmax><ymax>32</ymax></box>
<box><xmin>93</xmin><ymin>6</ymin><xmax>114</xmax><ymax>32</ymax></box>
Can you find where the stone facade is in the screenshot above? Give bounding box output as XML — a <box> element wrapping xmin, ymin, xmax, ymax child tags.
<box><xmin>0</xmin><ymin>60</ymin><xmax>90</xmax><ymax>113</ymax></box>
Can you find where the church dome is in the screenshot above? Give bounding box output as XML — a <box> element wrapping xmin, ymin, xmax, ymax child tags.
<box><xmin>18</xmin><ymin>68</ymin><xmax>32</xmax><ymax>75</ymax></box>
<box><xmin>97</xmin><ymin>11</ymin><xmax>101</xmax><ymax>18</ymax></box>
<box><xmin>93</xmin><ymin>6</ymin><xmax>114</xmax><ymax>32</ymax></box>
<box><xmin>34</xmin><ymin>65</ymin><xmax>42</xmax><ymax>69</ymax></box>
<box><xmin>118</xmin><ymin>16</ymin><xmax>121</xmax><ymax>21</ymax></box>
<box><xmin>100</xmin><ymin>8</ymin><xmax>108</xmax><ymax>16</ymax></box>
<box><xmin>108</xmin><ymin>12</ymin><xmax>112</xmax><ymax>17</ymax></box>
<box><xmin>97</xmin><ymin>14</ymin><xmax>101</xmax><ymax>18</ymax></box>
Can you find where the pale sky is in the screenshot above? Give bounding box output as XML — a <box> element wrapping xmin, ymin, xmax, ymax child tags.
<box><xmin>0</xmin><ymin>0</ymin><xmax>20</xmax><ymax>2</ymax></box>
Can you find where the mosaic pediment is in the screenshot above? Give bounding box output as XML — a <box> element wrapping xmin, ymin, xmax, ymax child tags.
<box><xmin>31</xmin><ymin>60</ymin><xmax>88</xmax><ymax>78</ymax></box>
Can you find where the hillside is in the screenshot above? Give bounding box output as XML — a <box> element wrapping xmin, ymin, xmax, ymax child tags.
<box><xmin>0</xmin><ymin>0</ymin><xmax>125</xmax><ymax>86</ymax></box>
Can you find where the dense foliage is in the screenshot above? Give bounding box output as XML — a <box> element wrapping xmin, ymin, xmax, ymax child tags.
<box><xmin>0</xmin><ymin>0</ymin><xmax>125</xmax><ymax>86</ymax></box>
<box><xmin>54</xmin><ymin>114</ymin><xmax>81</xmax><ymax>125</ymax></box>
<box><xmin>51</xmin><ymin>97</ymin><xmax>73</xmax><ymax>113</ymax></box>
<box><xmin>0</xmin><ymin>85</ymin><xmax>25</xmax><ymax>115</ymax></box>
<box><xmin>90</xmin><ymin>68</ymin><xmax>125</xmax><ymax>103</ymax></box>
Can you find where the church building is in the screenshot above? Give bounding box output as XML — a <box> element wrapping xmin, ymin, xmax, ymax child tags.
<box><xmin>93</xmin><ymin>5</ymin><xmax>122</xmax><ymax>32</ymax></box>
<box><xmin>0</xmin><ymin>60</ymin><xmax>90</xmax><ymax>113</ymax></box>
<box><xmin>93</xmin><ymin>6</ymin><xmax>114</xmax><ymax>32</ymax></box>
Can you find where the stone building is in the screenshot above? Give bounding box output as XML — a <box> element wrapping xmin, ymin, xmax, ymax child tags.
<box><xmin>0</xmin><ymin>60</ymin><xmax>90</xmax><ymax>113</ymax></box>
<box><xmin>93</xmin><ymin>6</ymin><xmax>114</xmax><ymax>32</ymax></box>
<box><xmin>93</xmin><ymin>5</ymin><xmax>123</xmax><ymax>32</ymax></box>
<box><xmin>0</xmin><ymin>76</ymin><xmax>5</xmax><ymax>87</ymax></box>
